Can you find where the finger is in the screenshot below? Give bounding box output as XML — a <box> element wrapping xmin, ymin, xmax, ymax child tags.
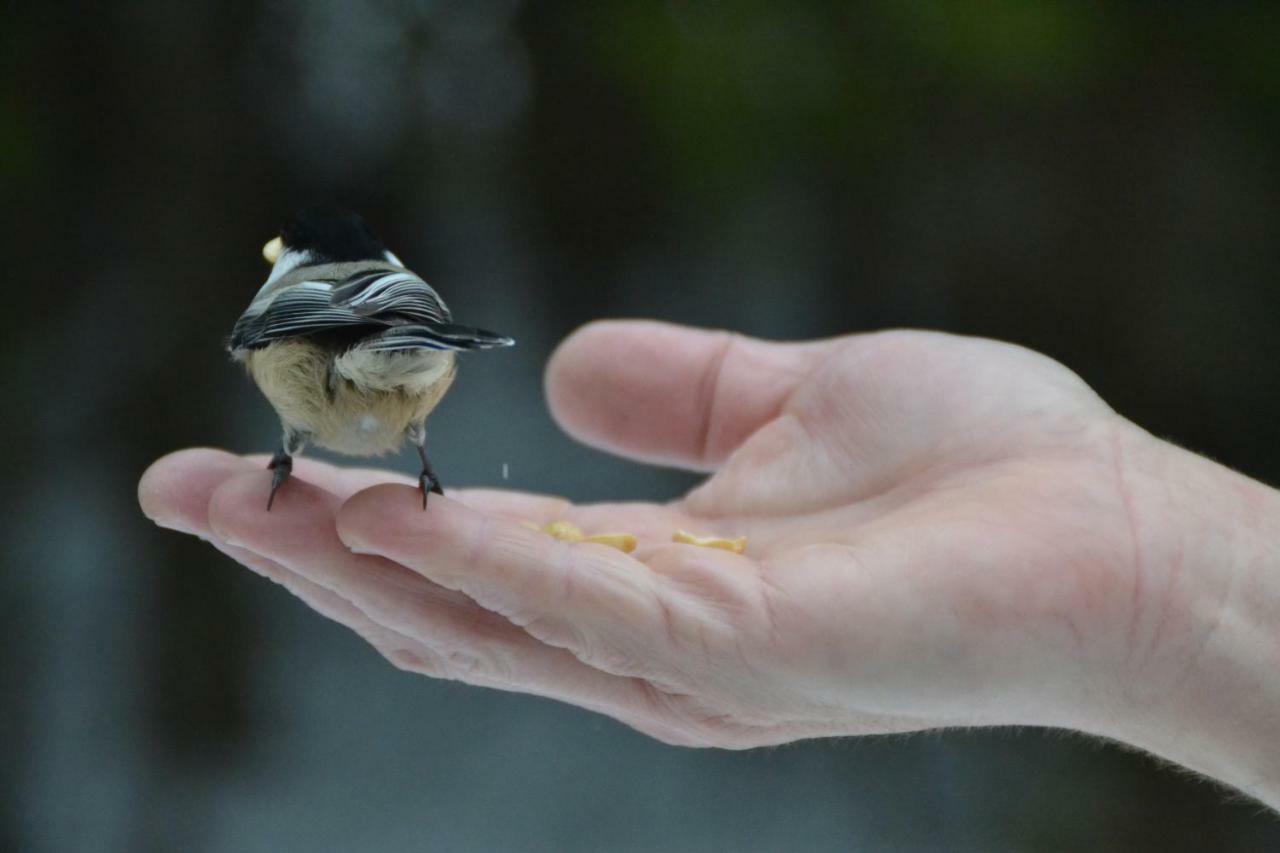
<box><xmin>140</xmin><ymin>452</ymin><xmax>446</xmax><ymax>660</ymax></box>
<box><xmin>337</xmin><ymin>484</ymin><xmax>691</xmax><ymax>684</ymax></box>
<box><xmin>212</xmin><ymin>534</ymin><xmax>697</xmax><ymax>747</ymax></box>
<box><xmin>436</xmin><ymin>487</ymin><xmax>571</xmax><ymax>524</ymax></box>
<box><xmin>207</xmin><ymin>471</ymin><xmax>667</xmax><ymax>723</ymax></box>
<box><xmin>140</xmin><ymin>447</ymin><xmax>569</xmax><ymax>535</ymax></box>
<box><xmin>211</xmin><ymin>537</ymin><xmax>435</xmax><ymax>658</ymax></box>
<box><xmin>141</xmin><ymin>454</ymin><xmax>469</xmax><ymax>697</ymax></box>
<box><xmin>214</xmin><ymin>532</ymin><xmax>701</xmax><ymax>746</ymax></box>
<box><xmin>139</xmin><ymin>448</ymin><xmax>413</xmax><ymax>536</ymax></box>
<box><xmin>139</xmin><ymin>448</ymin><xmax>255</xmax><ymax>534</ymax></box>
<box><xmin>544</xmin><ymin>320</ymin><xmax>833</xmax><ymax>471</ymax></box>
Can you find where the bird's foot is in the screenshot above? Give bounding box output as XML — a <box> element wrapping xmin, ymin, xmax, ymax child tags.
<box><xmin>267</xmin><ymin>451</ymin><xmax>292</xmax><ymax>510</ymax></box>
<box><xmin>418</xmin><ymin>469</ymin><xmax>443</xmax><ymax>509</ymax></box>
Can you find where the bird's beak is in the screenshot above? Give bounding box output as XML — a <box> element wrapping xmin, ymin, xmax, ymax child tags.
<box><xmin>262</xmin><ymin>236</ymin><xmax>283</xmax><ymax>264</ymax></box>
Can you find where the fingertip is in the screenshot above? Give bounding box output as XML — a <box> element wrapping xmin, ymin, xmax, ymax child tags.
<box><xmin>547</xmin><ymin>319</ymin><xmax>649</xmax><ymax>374</ymax></box>
<box><xmin>207</xmin><ymin>471</ymin><xmax>269</xmax><ymax>544</ymax></box>
<box><xmin>335</xmin><ymin>483</ymin><xmax>400</xmax><ymax>549</ymax></box>
<box><xmin>336</xmin><ymin>483</ymin><xmax>459</xmax><ymax>551</ymax></box>
<box><xmin>137</xmin><ymin>458</ymin><xmax>173</xmax><ymax>522</ymax></box>
<box><xmin>208</xmin><ymin>469</ymin><xmax>338</xmax><ymax>550</ymax></box>
<box><xmin>546</xmin><ymin>319</ymin><xmax>722</xmax><ymax>465</ymax></box>
<box><xmin>544</xmin><ymin>320</ymin><xmax>669</xmax><ymax>421</ymax></box>
<box><xmin>138</xmin><ymin>448</ymin><xmax>251</xmax><ymax>532</ymax></box>
<box><xmin>545</xmin><ymin>320</ymin><xmax>837</xmax><ymax>470</ymax></box>
<box><xmin>544</xmin><ymin>320</ymin><xmax>613</xmax><ymax>431</ymax></box>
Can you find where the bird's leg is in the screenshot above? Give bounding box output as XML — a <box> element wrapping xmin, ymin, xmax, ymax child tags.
<box><xmin>408</xmin><ymin>422</ymin><xmax>443</xmax><ymax>509</ymax></box>
<box><xmin>266</xmin><ymin>427</ymin><xmax>309</xmax><ymax>511</ymax></box>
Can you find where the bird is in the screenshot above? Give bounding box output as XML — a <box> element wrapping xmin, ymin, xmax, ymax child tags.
<box><xmin>228</xmin><ymin>207</ymin><xmax>514</xmax><ymax>510</ymax></box>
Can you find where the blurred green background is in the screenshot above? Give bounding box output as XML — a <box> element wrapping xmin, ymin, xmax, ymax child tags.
<box><xmin>4</xmin><ymin>1</ymin><xmax>1280</xmax><ymax>850</ymax></box>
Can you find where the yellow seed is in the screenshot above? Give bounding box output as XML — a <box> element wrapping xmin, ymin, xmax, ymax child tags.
<box><xmin>672</xmin><ymin>530</ymin><xmax>747</xmax><ymax>554</ymax></box>
<box><xmin>585</xmin><ymin>533</ymin><xmax>637</xmax><ymax>553</ymax></box>
<box><xmin>542</xmin><ymin>520</ymin><xmax>585</xmax><ymax>542</ymax></box>
<box><xmin>262</xmin><ymin>235</ymin><xmax>283</xmax><ymax>264</ymax></box>
<box><xmin>524</xmin><ymin>520</ymin><xmax>637</xmax><ymax>553</ymax></box>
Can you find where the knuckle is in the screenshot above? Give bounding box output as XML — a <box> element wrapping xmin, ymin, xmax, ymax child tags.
<box><xmin>633</xmin><ymin>724</ymin><xmax>714</xmax><ymax>749</ymax></box>
<box><xmin>587</xmin><ymin>644</ymin><xmax>652</xmax><ymax>679</ymax></box>
<box><xmin>385</xmin><ymin>647</ymin><xmax>444</xmax><ymax>678</ymax></box>
<box><xmin>637</xmin><ymin>684</ymin><xmax>768</xmax><ymax>750</ymax></box>
<box><xmin>518</xmin><ymin>617</ymin><xmax>655</xmax><ymax>684</ymax></box>
<box><xmin>443</xmin><ymin>649</ymin><xmax>485</xmax><ymax>679</ymax></box>
<box><xmin>441</xmin><ymin>646</ymin><xmax>513</xmax><ymax>684</ymax></box>
<box><xmin>518</xmin><ymin>614</ymin><xmax>579</xmax><ymax>649</ymax></box>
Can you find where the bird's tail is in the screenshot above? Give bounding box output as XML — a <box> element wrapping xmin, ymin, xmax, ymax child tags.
<box><xmin>362</xmin><ymin>323</ymin><xmax>516</xmax><ymax>352</ymax></box>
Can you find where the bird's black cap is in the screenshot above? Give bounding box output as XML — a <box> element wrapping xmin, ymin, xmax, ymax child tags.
<box><xmin>280</xmin><ymin>206</ymin><xmax>387</xmax><ymax>263</ymax></box>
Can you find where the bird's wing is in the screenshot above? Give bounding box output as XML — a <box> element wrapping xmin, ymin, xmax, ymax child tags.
<box><xmin>229</xmin><ymin>268</ymin><xmax>510</xmax><ymax>352</ymax></box>
<box><xmin>328</xmin><ymin>269</ymin><xmax>451</xmax><ymax>324</ymax></box>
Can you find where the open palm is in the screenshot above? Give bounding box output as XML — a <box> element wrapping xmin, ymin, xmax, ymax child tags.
<box><xmin>140</xmin><ymin>320</ymin><xmax>1171</xmax><ymax>748</ymax></box>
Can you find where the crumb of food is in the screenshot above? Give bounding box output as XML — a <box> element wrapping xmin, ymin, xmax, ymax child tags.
<box><xmin>672</xmin><ymin>530</ymin><xmax>747</xmax><ymax>554</ymax></box>
<box><xmin>262</xmin><ymin>236</ymin><xmax>283</xmax><ymax>264</ymax></box>
<box><xmin>522</xmin><ymin>520</ymin><xmax>637</xmax><ymax>553</ymax></box>
<box><xmin>584</xmin><ymin>533</ymin><xmax>637</xmax><ymax>553</ymax></box>
<box><xmin>541</xmin><ymin>520</ymin><xmax>585</xmax><ymax>542</ymax></box>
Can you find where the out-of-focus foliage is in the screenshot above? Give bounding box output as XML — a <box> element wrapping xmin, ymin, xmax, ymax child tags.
<box><xmin>3</xmin><ymin>2</ymin><xmax>1280</xmax><ymax>851</ymax></box>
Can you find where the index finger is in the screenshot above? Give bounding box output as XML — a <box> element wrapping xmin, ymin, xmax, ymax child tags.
<box><xmin>139</xmin><ymin>447</ymin><xmax>574</xmax><ymax>537</ymax></box>
<box><xmin>336</xmin><ymin>484</ymin><xmax>678</xmax><ymax>678</ymax></box>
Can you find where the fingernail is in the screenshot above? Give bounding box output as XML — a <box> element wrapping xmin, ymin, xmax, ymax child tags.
<box><xmin>209</xmin><ymin>525</ymin><xmax>243</xmax><ymax>549</ymax></box>
<box><xmin>152</xmin><ymin>518</ymin><xmax>194</xmax><ymax>535</ymax></box>
<box><xmin>336</xmin><ymin>528</ymin><xmax>371</xmax><ymax>554</ymax></box>
<box><xmin>344</xmin><ymin>539</ymin><xmax>374</xmax><ymax>555</ymax></box>
<box><xmin>153</xmin><ymin>518</ymin><xmax>222</xmax><ymax>545</ymax></box>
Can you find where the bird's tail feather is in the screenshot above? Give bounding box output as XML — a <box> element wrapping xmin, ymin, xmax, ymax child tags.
<box><xmin>361</xmin><ymin>323</ymin><xmax>515</xmax><ymax>352</ymax></box>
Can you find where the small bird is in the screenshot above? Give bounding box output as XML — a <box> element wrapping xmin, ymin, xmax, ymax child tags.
<box><xmin>228</xmin><ymin>207</ymin><xmax>514</xmax><ymax>509</ymax></box>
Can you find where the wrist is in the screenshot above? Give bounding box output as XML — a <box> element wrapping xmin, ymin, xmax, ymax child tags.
<box><xmin>1099</xmin><ymin>426</ymin><xmax>1280</xmax><ymax>807</ymax></box>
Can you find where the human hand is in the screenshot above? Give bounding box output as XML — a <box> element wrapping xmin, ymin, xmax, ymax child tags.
<box><xmin>139</xmin><ymin>321</ymin><xmax>1280</xmax><ymax>803</ymax></box>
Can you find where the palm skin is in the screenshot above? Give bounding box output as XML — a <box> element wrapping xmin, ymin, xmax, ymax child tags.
<box><xmin>139</xmin><ymin>320</ymin><xmax>1201</xmax><ymax>749</ymax></box>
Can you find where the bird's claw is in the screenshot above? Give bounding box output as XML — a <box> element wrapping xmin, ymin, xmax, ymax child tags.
<box><xmin>419</xmin><ymin>470</ymin><xmax>443</xmax><ymax>509</ymax></box>
<box><xmin>267</xmin><ymin>452</ymin><xmax>292</xmax><ymax>511</ymax></box>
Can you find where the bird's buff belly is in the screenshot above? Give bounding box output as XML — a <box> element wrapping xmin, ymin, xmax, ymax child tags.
<box><xmin>245</xmin><ymin>341</ymin><xmax>455</xmax><ymax>456</ymax></box>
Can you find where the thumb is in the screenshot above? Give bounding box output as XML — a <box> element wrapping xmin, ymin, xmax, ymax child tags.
<box><xmin>544</xmin><ymin>320</ymin><xmax>833</xmax><ymax>471</ymax></box>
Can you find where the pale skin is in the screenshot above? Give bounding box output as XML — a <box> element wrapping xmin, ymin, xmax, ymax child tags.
<box><xmin>138</xmin><ymin>320</ymin><xmax>1280</xmax><ymax>809</ymax></box>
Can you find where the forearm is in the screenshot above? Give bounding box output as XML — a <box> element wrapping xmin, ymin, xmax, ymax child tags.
<box><xmin>1108</xmin><ymin>431</ymin><xmax>1280</xmax><ymax>808</ymax></box>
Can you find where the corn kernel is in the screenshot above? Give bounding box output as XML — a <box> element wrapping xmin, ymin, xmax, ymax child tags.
<box><xmin>541</xmin><ymin>520</ymin><xmax>585</xmax><ymax>542</ymax></box>
<box><xmin>672</xmin><ymin>530</ymin><xmax>747</xmax><ymax>554</ymax></box>
<box><xmin>585</xmin><ymin>533</ymin><xmax>637</xmax><ymax>553</ymax></box>
<box><xmin>262</xmin><ymin>236</ymin><xmax>283</xmax><ymax>264</ymax></box>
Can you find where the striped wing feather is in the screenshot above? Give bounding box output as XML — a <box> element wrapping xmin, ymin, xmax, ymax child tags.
<box><xmin>230</xmin><ymin>269</ymin><xmax>513</xmax><ymax>353</ymax></box>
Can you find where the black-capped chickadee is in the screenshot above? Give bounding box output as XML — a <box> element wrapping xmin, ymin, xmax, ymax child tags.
<box><xmin>229</xmin><ymin>207</ymin><xmax>514</xmax><ymax>509</ymax></box>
